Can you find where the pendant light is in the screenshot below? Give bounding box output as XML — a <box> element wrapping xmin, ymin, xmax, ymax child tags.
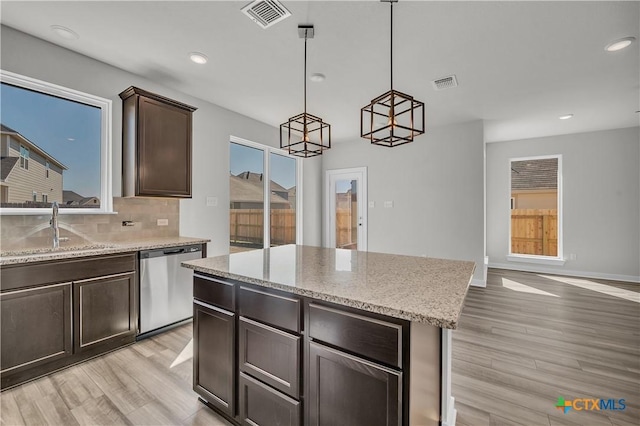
<box><xmin>280</xmin><ymin>25</ymin><xmax>331</xmax><ymax>158</ymax></box>
<box><xmin>361</xmin><ymin>0</ymin><xmax>425</xmax><ymax>147</ymax></box>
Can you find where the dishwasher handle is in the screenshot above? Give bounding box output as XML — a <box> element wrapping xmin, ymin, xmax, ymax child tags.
<box><xmin>140</xmin><ymin>245</ymin><xmax>202</xmax><ymax>259</ymax></box>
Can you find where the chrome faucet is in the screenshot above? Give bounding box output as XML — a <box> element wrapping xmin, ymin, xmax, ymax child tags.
<box><xmin>51</xmin><ymin>201</ymin><xmax>60</xmax><ymax>249</ymax></box>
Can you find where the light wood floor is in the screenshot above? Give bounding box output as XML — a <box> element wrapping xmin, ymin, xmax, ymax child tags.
<box><xmin>0</xmin><ymin>324</ymin><xmax>231</xmax><ymax>426</ymax></box>
<box><xmin>454</xmin><ymin>268</ymin><xmax>640</xmax><ymax>426</ymax></box>
<box><xmin>1</xmin><ymin>268</ymin><xmax>638</xmax><ymax>425</ymax></box>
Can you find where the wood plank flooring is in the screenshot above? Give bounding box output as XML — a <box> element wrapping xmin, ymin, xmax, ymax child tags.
<box><xmin>454</xmin><ymin>269</ymin><xmax>640</xmax><ymax>426</ymax></box>
<box><xmin>1</xmin><ymin>268</ymin><xmax>638</xmax><ymax>425</ymax></box>
<box><xmin>0</xmin><ymin>324</ymin><xmax>231</xmax><ymax>426</ymax></box>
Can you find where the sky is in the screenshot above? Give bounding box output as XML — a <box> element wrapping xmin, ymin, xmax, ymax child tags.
<box><xmin>1</xmin><ymin>83</ymin><xmax>101</xmax><ymax>199</ymax></box>
<box><xmin>230</xmin><ymin>142</ymin><xmax>296</xmax><ymax>189</ymax></box>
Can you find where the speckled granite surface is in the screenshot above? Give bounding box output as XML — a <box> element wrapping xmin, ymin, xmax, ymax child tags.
<box><xmin>0</xmin><ymin>237</ymin><xmax>209</xmax><ymax>265</ymax></box>
<box><xmin>182</xmin><ymin>245</ymin><xmax>475</xmax><ymax>329</ymax></box>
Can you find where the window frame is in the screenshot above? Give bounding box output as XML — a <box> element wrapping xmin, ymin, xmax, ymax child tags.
<box><xmin>0</xmin><ymin>70</ymin><xmax>113</xmax><ymax>215</ymax></box>
<box><xmin>507</xmin><ymin>154</ymin><xmax>564</xmax><ymax>265</ymax></box>
<box><xmin>19</xmin><ymin>145</ymin><xmax>29</xmax><ymax>169</ymax></box>
<box><xmin>229</xmin><ymin>135</ymin><xmax>303</xmax><ymax>248</ymax></box>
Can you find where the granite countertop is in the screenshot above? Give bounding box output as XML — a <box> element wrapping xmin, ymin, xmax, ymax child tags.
<box><xmin>0</xmin><ymin>236</ymin><xmax>210</xmax><ymax>265</ymax></box>
<box><xmin>182</xmin><ymin>245</ymin><xmax>475</xmax><ymax>329</ymax></box>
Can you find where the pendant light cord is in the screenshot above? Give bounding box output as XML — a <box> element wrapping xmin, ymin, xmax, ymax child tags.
<box><xmin>390</xmin><ymin>1</ymin><xmax>393</xmax><ymax>91</ymax></box>
<box><xmin>304</xmin><ymin>31</ymin><xmax>308</xmax><ymax>115</ymax></box>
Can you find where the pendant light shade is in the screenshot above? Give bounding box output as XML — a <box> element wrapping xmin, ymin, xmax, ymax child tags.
<box><xmin>280</xmin><ymin>25</ymin><xmax>331</xmax><ymax>158</ymax></box>
<box><xmin>361</xmin><ymin>0</ymin><xmax>425</xmax><ymax>147</ymax></box>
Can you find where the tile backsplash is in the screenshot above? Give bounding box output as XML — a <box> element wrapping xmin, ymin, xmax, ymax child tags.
<box><xmin>0</xmin><ymin>197</ymin><xmax>179</xmax><ymax>251</ymax></box>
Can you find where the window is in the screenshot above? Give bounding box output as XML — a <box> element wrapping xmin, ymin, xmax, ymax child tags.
<box><xmin>32</xmin><ymin>191</ymin><xmax>37</xmax><ymax>202</ymax></box>
<box><xmin>19</xmin><ymin>145</ymin><xmax>29</xmax><ymax>169</ymax></box>
<box><xmin>229</xmin><ymin>136</ymin><xmax>301</xmax><ymax>252</ymax></box>
<box><xmin>509</xmin><ymin>155</ymin><xmax>562</xmax><ymax>261</ymax></box>
<box><xmin>0</xmin><ymin>70</ymin><xmax>112</xmax><ymax>213</ymax></box>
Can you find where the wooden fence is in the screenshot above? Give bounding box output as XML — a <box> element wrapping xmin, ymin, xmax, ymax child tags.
<box><xmin>511</xmin><ymin>209</ymin><xmax>557</xmax><ymax>256</ymax></box>
<box><xmin>230</xmin><ymin>209</ymin><xmax>357</xmax><ymax>249</ymax></box>
<box><xmin>230</xmin><ymin>209</ymin><xmax>296</xmax><ymax>246</ymax></box>
<box><xmin>336</xmin><ymin>208</ymin><xmax>357</xmax><ymax>249</ymax></box>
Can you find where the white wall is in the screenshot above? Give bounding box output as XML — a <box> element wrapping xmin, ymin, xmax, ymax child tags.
<box><xmin>0</xmin><ymin>26</ymin><xmax>323</xmax><ymax>254</ymax></box>
<box><xmin>487</xmin><ymin>127</ymin><xmax>640</xmax><ymax>282</ymax></box>
<box><xmin>322</xmin><ymin>120</ymin><xmax>486</xmax><ymax>285</ymax></box>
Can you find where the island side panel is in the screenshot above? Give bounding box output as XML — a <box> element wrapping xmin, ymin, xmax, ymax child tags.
<box><xmin>409</xmin><ymin>322</ymin><xmax>442</xmax><ymax>426</ymax></box>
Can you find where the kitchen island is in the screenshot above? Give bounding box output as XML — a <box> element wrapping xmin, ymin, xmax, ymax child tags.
<box><xmin>182</xmin><ymin>245</ymin><xmax>475</xmax><ymax>426</ymax></box>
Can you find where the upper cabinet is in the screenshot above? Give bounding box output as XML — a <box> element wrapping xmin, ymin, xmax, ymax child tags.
<box><xmin>119</xmin><ymin>87</ymin><xmax>197</xmax><ymax>198</ymax></box>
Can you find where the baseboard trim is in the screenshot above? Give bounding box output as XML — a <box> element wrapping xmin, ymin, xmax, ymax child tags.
<box><xmin>488</xmin><ymin>262</ymin><xmax>640</xmax><ymax>284</ymax></box>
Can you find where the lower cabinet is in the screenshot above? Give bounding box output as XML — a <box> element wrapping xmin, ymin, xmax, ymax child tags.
<box><xmin>75</xmin><ymin>272</ymin><xmax>136</xmax><ymax>353</ymax></box>
<box><xmin>307</xmin><ymin>342</ymin><xmax>402</xmax><ymax>426</ymax></box>
<box><xmin>193</xmin><ymin>273</ymin><xmax>409</xmax><ymax>426</ymax></box>
<box><xmin>193</xmin><ymin>299</ymin><xmax>235</xmax><ymax>417</ymax></box>
<box><xmin>239</xmin><ymin>372</ymin><xmax>300</xmax><ymax>426</ymax></box>
<box><xmin>0</xmin><ymin>253</ymin><xmax>137</xmax><ymax>389</ymax></box>
<box><xmin>0</xmin><ymin>283</ymin><xmax>73</xmax><ymax>375</ymax></box>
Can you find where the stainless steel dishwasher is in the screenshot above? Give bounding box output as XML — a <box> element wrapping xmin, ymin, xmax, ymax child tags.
<box><xmin>139</xmin><ymin>244</ymin><xmax>203</xmax><ymax>337</ymax></box>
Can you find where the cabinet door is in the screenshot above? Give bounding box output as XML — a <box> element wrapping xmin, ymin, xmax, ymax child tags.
<box><xmin>1</xmin><ymin>283</ymin><xmax>72</xmax><ymax>374</ymax></box>
<box><xmin>193</xmin><ymin>300</ymin><xmax>235</xmax><ymax>417</ymax></box>
<box><xmin>74</xmin><ymin>272</ymin><xmax>136</xmax><ymax>353</ymax></box>
<box><xmin>138</xmin><ymin>96</ymin><xmax>192</xmax><ymax>197</ymax></box>
<box><xmin>239</xmin><ymin>372</ymin><xmax>300</xmax><ymax>426</ymax></box>
<box><xmin>308</xmin><ymin>342</ymin><xmax>402</xmax><ymax>426</ymax></box>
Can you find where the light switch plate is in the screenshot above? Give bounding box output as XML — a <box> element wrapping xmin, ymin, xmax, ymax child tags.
<box><xmin>206</xmin><ymin>196</ymin><xmax>218</xmax><ymax>207</ymax></box>
<box><xmin>368</xmin><ymin>201</ymin><xmax>375</xmax><ymax>208</ymax></box>
<box><xmin>384</xmin><ymin>201</ymin><xmax>393</xmax><ymax>208</ymax></box>
<box><xmin>157</xmin><ymin>218</ymin><xmax>169</xmax><ymax>226</ymax></box>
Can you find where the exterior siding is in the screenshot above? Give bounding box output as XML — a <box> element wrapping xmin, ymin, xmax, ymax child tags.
<box><xmin>4</xmin><ymin>135</ymin><xmax>63</xmax><ymax>203</ymax></box>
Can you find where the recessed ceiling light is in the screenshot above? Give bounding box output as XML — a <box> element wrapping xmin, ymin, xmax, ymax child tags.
<box><xmin>309</xmin><ymin>73</ymin><xmax>326</xmax><ymax>83</ymax></box>
<box><xmin>50</xmin><ymin>25</ymin><xmax>79</xmax><ymax>40</ymax></box>
<box><xmin>605</xmin><ymin>37</ymin><xmax>636</xmax><ymax>52</ymax></box>
<box><xmin>189</xmin><ymin>52</ymin><xmax>208</xmax><ymax>65</ymax></box>
<box><xmin>558</xmin><ymin>114</ymin><xmax>574</xmax><ymax>120</ymax></box>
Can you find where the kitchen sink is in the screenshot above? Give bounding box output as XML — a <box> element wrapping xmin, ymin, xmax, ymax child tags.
<box><xmin>0</xmin><ymin>243</ymin><xmax>118</xmax><ymax>257</ymax></box>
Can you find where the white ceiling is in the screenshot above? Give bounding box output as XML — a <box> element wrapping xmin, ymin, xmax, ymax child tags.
<box><xmin>1</xmin><ymin>1</ymin><xmax>638</xmax><ymax>143</ymax></box>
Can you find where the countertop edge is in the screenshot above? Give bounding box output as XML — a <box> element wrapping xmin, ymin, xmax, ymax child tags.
<box><xmin>183</xmin><ymin>263</ymin><xmax>465</xmax><ymax>329</ymax></box>
<box><xmin>0</xmin><ymin>237</ymin><xmax>210</xmax><ymax>265</ymax></box>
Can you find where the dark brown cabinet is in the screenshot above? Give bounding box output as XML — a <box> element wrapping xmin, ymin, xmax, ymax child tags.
<box><xmin>307</xmin><ymin>342</ymin><xmax>402</xmax><ymax>426</ymax></box>
<box><xmin>0</xmin><ymin>283</ymin><xmax>72</xmax><ymax>375</ymax></box>
<box><xmin>0</xmin><ymin>253</ymin><xmax>137</xmax><ymax>389</ymax></box>
<box><xmin>120</xmin><ymin>86</ymin><xmax>197</xmax><ymax>198</ymax></box>
<box><xmin>193</xmin><ymin>300</ymin><xmax>235</xmax><ymax>417</ymax></box>
<box><xmin>192</xmin><ymin>273</ymin><xmax>411</xmax><ymax>426</ymax></box>
<box><xmin>238</xmin><ymin>317</ymin><xmax>300</xmax><ymax>399</ymax></box>
<box><xmin>74</xmin><ymin>272</ymin><xmax>136</xmax><ymax>353</ymax></box>
<box><xmin>239</xmin><ymin>372</ymin><xmax>300</xmax><ymax>426</ymax></box>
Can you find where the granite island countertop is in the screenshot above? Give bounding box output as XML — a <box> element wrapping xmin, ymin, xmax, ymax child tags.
<box><xmin>0</xmin><ymin>236</ymin><xmax>210</xmax><ymax>265</ymax></box>
<box><xmin>182</xmin><ymin>245</ymin><xmax>475</xmax><ymax>329</ymax></box>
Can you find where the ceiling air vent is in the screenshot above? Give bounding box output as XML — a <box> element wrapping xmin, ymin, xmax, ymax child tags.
<box><xmin>241</xmin><ymin>0</ymin><xmax>291</xmax><ymax>29</ymax></box>
<box><xmin>432</xmin><ymin>75</ymin><xmax>458</xmax><ymax>91</ymax></box>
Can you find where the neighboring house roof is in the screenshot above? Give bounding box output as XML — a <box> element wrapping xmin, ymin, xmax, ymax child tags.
<box><xmin>1</xmin><ymin>156</ymin><xmax>19</xmax><ymax>181</ymax></box>
<box><xmin>63</xmin><ymin>190</ymin><xmax>85</xmax><ymax>203</ymax></box>
<box><xmin>230</xmin><ymin>173</ymin><xmax>290</xmax><ymax>206</ymax></box>
<box><xmin>63</xmin><ymin>190</ymin><xmax>99</xmax><ymax>205</ymax></box>
<box><xmin>1</xmin><ymin>123</ymin><xmax>68</xmax><ymax>170</ymax></box>
<box><xmin>235</xmin><ymin>171</ymin><xmax>288</xmax><ymax>193</ymax></box>
<box><xmin>511</xmin><ymin>158</ymin><xmax>558</xmax><ymax>190</ymax></box>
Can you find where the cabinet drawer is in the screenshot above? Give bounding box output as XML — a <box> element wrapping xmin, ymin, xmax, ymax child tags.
<box><xmin>239</xmin><ymin>286</ymin><xmax>300</xmax><ymax>333</ymax></box>
<box><xmin>194</xmin><ymin>274</ymin><xmax>234</xmax><ymax>312</ymax></box>
<box><xmin>0</xmin><ymin>253</ymin><xmax>136</xmax><ymax>292</ymax></box>
<box><xmin>239</xmin><ymin>317</ymin><xmax>300</xmax><ymax>399</ymax></box>
<box><xmin>308</xmin><ymin>303</ymin><xmax>403</xmax><ymax>368</ymax></box>
<box><xmin>239</xmin><ymin>372</ymin><xmax>300</xmax><ymax>426</ymax></box>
